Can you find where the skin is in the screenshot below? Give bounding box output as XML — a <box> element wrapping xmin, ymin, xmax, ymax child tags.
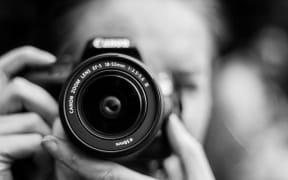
<box><xmin>47</xmin><ymin>1</ymin><xmax>214</xmax><ymax>179</ymax></box>
<box><xmin>57</xmin><ymin>0</ymin><xmax>214</xmax><ymax>142</ymax></box>
<box><xmin>0</xmin><ymin>0</ymin><xmax>215</xmax><ymax>179</ymax></box>
<box><xmin>212</xmin><ymin>28</ymin><xmax>288</xmax><ymax>180</ymax></box>
<box><xmin>0</xmin><ymin>46</ymin><xmax>58</xmax><ymax>180</ymax></box>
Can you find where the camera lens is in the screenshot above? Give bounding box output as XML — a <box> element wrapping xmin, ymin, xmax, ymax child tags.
<box><xmin>60</xmin><ymin>54</ymin><xmax>163</xmax><ymax>158</ymax></box>
<box><xmin>79</xmin><ymin>73</ymin><xmax>145</xmax><ymax>138</ymax></box>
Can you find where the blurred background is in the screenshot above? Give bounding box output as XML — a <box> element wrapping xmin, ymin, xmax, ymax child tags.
<box><xmin>206</xmin><ymin>1</ymin><xmax>288</xmax><ymax>180</ymax></box>
<box><xmin>1</xmin><ymin>0</ymin><xmax>288</xmax><ymax>180</ymax></box>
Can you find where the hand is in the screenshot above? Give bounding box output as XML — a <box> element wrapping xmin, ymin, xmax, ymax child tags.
<box><xmin>164</xmin><ymin>114</ymin><xmax>215</xmax><ymax>180</ymax></box>
<box><xmin>42</xmin><ymin>115</ymin><xmax>215</xmax><ymax>180</ymax></box>
<box><xmin>0</xmin><ymin>46</ymin><xmax>58</xmax><ymax>180</ymax></box>
<box><xmin>42</xmin><ymin>119</ymin><xmax>157</xmax><ymax>180</ymax></box>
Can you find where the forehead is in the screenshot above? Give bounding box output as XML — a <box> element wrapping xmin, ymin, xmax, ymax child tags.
<box><xmin>69</xmin><ymin>0</ymin><xmax>213</xmax><ymax>73</ymax></box>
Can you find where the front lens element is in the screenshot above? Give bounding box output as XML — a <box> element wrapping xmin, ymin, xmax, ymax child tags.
<box><xmin>60</xmin><ymin>54</ymin><xmax>163</xmax><ymax>157</ymax></box>
<box><xmin>80</xmin><ymin>74</ymin><xmax>143</xmax><ymax>137</ymax></box>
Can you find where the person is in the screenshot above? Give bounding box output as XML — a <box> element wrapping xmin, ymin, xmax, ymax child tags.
<box><xmin>0</xmin><ymin>0</ymin><xmax>223</xmax><ymax>179</ymax></box>
<box><xmin>206</xmin><ymin>26</ymin><xmax>288</xmax><ymax>180</ymax></box>
<box><xmin>0</xmin><ymin>47</ymin><xmax>58</xmax><ymax>180</ymax></box>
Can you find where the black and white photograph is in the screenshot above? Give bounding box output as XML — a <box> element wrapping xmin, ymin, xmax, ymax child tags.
<box><xmin>0</xmin><ymin>0</ymin><xmax>287</xmax><ymax>180</ymax></box>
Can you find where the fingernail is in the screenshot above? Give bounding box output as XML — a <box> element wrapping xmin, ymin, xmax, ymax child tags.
<box><xmin>40</xmin><ymin>51</ymin><xmax>56</xmax><ymax>63</ymax></box>
<box><xmin>42</xmin><ymin>135</ymin><xmax>58</xmax><ymax>152</ymax></box>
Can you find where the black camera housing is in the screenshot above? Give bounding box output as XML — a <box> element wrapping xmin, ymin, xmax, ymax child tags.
<box><xmin>24</xmin><ymin>37</ymin><xmax>179</xmax><ymax>162</ymax></box>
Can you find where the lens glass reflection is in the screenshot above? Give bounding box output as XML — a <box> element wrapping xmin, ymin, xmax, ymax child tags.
<box><xmin>80</xmin><ymin>75</ymin><xmax>142</xmax><ymax>136</ymax></box>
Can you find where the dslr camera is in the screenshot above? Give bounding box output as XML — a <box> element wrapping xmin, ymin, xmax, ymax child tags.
<box><xmin>24</xmin><ymin>37</ymin><xmax>181</xmax><ymax>162</ymax></box>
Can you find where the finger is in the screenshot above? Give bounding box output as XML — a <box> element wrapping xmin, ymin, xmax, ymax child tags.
<box><xmin>0</xmin><ymin>113</ymin><xmax>51</xmax><ymax>135</ymax></box>
<box><xmin>0</xmin><ymin>46</ymin><xmax>56</xmax><ymax>77</ymax></box>
<box><xmin>55</xmin><ymin>161</ymin><xmax>83</xmax><ymax>180</ymax></box>
<box><xmin>0</xmin><ymin>77</ymin><xmax>58</xmax><ymax>125</ymax></box>
<box><xmin>167</xmin><ymin>114</ymin><xmax>203</xmax><ymax>162</ymax></box>
<box><xmin>0</xmin><ymin>134</ymin><xmax>42</xmax><ymax>160</ymax></box>
<box><xmin>167</xmin><ymin>114</ymin><xmax>215</xmax><ymax>180</ymax></box>
<box><xmin>52</xmin><ymin>118</ymin><xmax>67</xmax><ymax>140</ymax></box>
<box><xmin>163</xmin><ymin>155</ymin><xmax>184</xmax><ymax>180</ymax></box>
<box><xmin>42</xmin><ymin>135</ymin><xmax>156</xmax><ymax>180</ymax></box>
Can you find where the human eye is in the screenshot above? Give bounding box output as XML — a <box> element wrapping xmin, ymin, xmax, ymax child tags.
<box><xmin>172</xmin><ymin>71</ymin><xmax>198</xmax><ymax>91</ymax></box>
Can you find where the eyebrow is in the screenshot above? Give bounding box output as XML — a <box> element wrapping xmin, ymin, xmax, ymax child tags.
<box><xmin>171</xmin><ymin>71</ymin><xmax>198</xmax><ymax>88</ymax></box>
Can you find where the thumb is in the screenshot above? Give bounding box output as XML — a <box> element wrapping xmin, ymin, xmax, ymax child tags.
<box><xmin>41</xmin><ymin>135</ymin><xmax>84</xmax><ymax>168</ymax></box>
<box><xmin>41</xmin><ymin>135</ymin><xmax>59</xmax><ymax>158</ymax></box>
<box><xmin>41</xmin><ymin>135</ymin><xmax>94</xmax><ymax>177</ymax></box>
<box><xmin>167</xmin><ymin>114</ymin><xmax>203</xmax><ymax>159</ymax></box>
<box><xmin>41</xmin><ymin>135</ymin><xmax>157</xmax><ymax>180</ymax></box>
<box><xmin>167</xmin><ymin>114</ymin><xmax>215</xmax><ymax>180</ymax></box>
<box><xmin>42</xmin><ymin>135</ymin><xmax>64</xmax><ymax>161</ymax></box>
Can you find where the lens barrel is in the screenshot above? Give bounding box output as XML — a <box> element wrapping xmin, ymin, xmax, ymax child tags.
<box><xmin>59</xmin><ymin>53</ymin><xmax>164</xmax><ymax>159</ymax></box>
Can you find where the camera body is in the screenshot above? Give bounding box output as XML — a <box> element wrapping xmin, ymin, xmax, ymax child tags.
<box><xmin>24</xmin><ymin>37</ymin><xmax>180</xmax><ymax>162</ymax></box>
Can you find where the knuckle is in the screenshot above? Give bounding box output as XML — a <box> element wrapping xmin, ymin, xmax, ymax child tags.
<box><xmin>10</xmin><ymin>77</ymin><xmax>26</xmax><ymax>88</ymax></box>
<box><xmin>9</xmin><ymin>77</ymin><xmax>27</xmax><ymax>97</ymax></box>
<box><xmin>27</xmin><ymin>113</ymin><xmax>42</xmax><ymax>125</ymax></box>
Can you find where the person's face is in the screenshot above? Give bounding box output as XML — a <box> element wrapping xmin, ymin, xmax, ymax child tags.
<box><xmin>64</xmin><ymin>0</ymin><xmax>214</xmax><ymax>141</ymax></box>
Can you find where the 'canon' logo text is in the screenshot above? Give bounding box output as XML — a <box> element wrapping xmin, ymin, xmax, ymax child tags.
<box><xmin>93</xmin><ymin>38</ymin><xmax>130</xmax><ymax>48</ymax></box>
